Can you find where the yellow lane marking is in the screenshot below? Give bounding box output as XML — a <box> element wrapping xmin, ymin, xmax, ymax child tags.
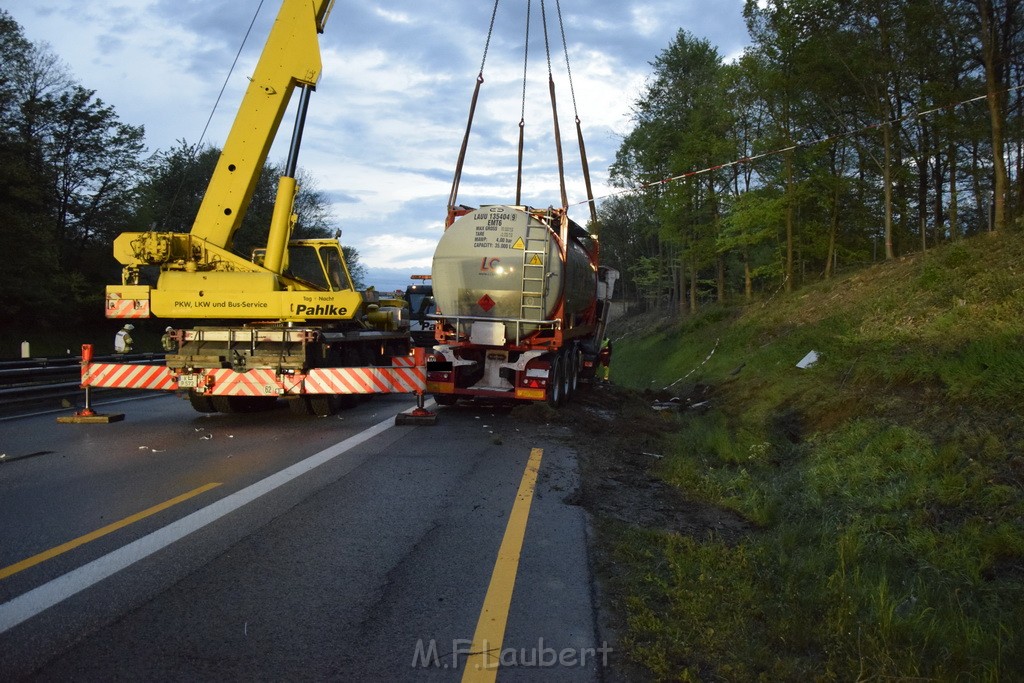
<box><xmin>0</xmin><ymin>482</ymin><xmax>222</xmax><ymax>581</ymax></box>
<box><xmin>462</xmin><ymin>447</ymin><xmax>544</xmax><ymax>682</ymax></box>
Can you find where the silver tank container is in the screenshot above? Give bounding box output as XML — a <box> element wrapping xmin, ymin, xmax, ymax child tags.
<box><xmin>432</xmin><ymin>205</ymin><xmax>596</xmax><ymax>340</ymax></box>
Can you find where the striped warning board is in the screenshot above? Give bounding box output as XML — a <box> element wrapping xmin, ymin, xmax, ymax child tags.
<box><xmin>105</xmin><ymin>298</ymin><xmax>150</xmax><ymax>319</ymax></box>
<box><xmin>82</xmin><ymin>360</ymin><xmax>424</xmax><ymax>396</ymax></box>
<box><xmin>83</xmin><ymin>363</ymin><xmax>178</xmax><ymax>390</ymax></box>
<box><xmin>204</xmin><ymin>368</ymin><xmax>280</xmax><ymax>397</ymax></box>
<box><xmin>303</xmin><ymin>365</ymin><xmax>425</xmax><ymax>395</ymax></box>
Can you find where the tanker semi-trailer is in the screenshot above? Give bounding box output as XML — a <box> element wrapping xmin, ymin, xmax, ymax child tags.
<box><xmin>426</xmin><ymin>205</ymin><xmax>617</xmax><ymax>406</ymax></box>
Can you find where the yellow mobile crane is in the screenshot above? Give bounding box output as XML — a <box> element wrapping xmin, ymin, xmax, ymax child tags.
<box><xmin>97</xmin><ymin>0</ymin><xmax>424</xmax><ymax>417</ymax></box>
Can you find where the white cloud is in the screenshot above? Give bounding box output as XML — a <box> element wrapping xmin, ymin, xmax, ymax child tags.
<box><xmin>372</xmin><ymin>8</ymin><xmax>414</xmax><ymax>25</ymax></box>
<box><xmin>360</xmin><ymin>234</ymin><xmax>440</xmax><ymax>269</ymax></box>
<box><xmin>11</xmin><ymin>0</ymin><xmax>751</xmax><ymax>270</ymax></box>
<box><xmin>630</xmin><ymin>5</ymin><xmax>662</xmax><ymax>38</ymax></box>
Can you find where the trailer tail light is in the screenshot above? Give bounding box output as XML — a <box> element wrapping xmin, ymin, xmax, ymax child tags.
<box><xmin>426</xmin><ymin>359</ymin><xmax>454</xmax><ymax>394</ymax></box>
<box><xmin>522</xmin><ymin>368</ymin><xmax>548</xmax><ymax>389</ymax></box>
<box><xmin>426</xmin><ymin>359</ymin><xmax>453</xmax><ymax>382</ymax></box>
<box><xmin>516</xmin><ymin>362</ymin><xmax>549</xmax><ymax>399</ymax></box>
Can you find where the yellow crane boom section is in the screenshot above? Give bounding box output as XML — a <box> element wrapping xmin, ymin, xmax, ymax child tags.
<box><xmin>192</xmin><ymin>0</ymin><xmax>332</xmax><ymax>250</ymax></box>
<box><xmin>106</xmin><ymin>0</ymin><xmax>372</xmax><ymax>323</ymax></box>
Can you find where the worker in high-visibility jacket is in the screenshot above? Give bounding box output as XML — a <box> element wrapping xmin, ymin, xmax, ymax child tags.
<box><xmin>598</xmin><ymin>337</ymin><xmax>612</xmax><ymax>381</ymax></box>
<box><xmin>114</xmin><ymin>324</ymin><xmax>134</xmax><ymax>353</ymax></box>
<box><xmin>160</xmin><ymin>326</ymin><xmax>177</xmax><ymax>352</ymax></box>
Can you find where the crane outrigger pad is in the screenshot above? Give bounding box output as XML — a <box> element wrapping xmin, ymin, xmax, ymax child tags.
<box><xmin>394</xmin><ymin>408</ymin><xmax>438</xmax><ymax>426</ymax></box>
<box><xmin>57</xmin><ymin>412</ymin><xmax>125</xmax><ymax>424</ymax></box>
<box><xmin>394</xmin><ymin>393</ymin><xmax>438</xmax><ymax>426</ymax></box>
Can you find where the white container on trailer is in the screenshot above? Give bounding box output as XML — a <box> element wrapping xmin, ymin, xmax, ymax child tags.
<box><xmin>431</xmin><ymin>205</ymin><xmax>596</xmax><ymax>343</ymax></box>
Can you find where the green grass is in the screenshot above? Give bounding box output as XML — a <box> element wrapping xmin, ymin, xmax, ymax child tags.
<box><xmin>604</xmin><ymin>231</ymin><xmax>1024</xmax><ymax>680</ymax></box>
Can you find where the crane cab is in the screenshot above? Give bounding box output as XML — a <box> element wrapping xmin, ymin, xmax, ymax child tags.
<box><xmin>253</xmin><ymin>239</ymin><xmax>355</xmax><ymax>293</ymax></box>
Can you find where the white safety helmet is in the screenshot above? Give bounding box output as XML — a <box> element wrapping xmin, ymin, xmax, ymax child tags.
<box><xmin>124</xmin><ymin>324</ymin><xmax>135</xmax><ymax>330</ymax></box>
<box><xmin>165</xmin><ymin>326</ymin><xmax>173</xmax><ymax>332</ymax></box>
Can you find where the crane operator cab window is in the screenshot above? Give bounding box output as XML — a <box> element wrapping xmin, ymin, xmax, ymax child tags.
<box><xmin>321</xmin><ymin>246</ymin><xmax>350</xmax><ymax>291</ymax></box>
<box><xmin>253</xmin><ymin>244</ymin><xmax>351</xmax><ymax>292</ymax></box>
<box><xmin>284</xmin><ymin>245</ymin><xmax>328</xmax><ymax>289</ymax></box>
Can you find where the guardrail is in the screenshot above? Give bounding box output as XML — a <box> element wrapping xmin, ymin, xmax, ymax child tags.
<box><xmin>0</xmin><ymin>353</ymin><xmax>166</xmax><ymax>411</ymax></box>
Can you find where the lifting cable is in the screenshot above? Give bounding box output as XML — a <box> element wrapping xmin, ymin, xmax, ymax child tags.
<box><xmin>164</xmin><ymin>0</ymin><xmax>266</xmax><ymax>229</ymax></box>
<box><xmin>540</xmin><ymin>0</ymin><xmax>569</xmax><ymax>210</ymax></box>
<box><xmin>447</xmin><ymin>0</ymin><xmax>500</xmax><ymax>225</ymax></box>
<box><xmin>555</xmin><ymin>0</ymin><xmax>599</xmax><ymax>227</ymax></box>
<box><xmin>515</xmin><ymin>0</ymin><xmax>532</xmax><ymax>206</ymax></box>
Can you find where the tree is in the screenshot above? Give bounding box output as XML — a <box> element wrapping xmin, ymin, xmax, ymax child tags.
<box><xmin>972</xmin><ymin>0</ymin><xmax>1021</xmax><ymax>231</ymax></box>
<box><xmin>0</xmin><ymin>13</ymin><xmax>64</xmax><ymax>322</ymax></box>
<box><xmin>43</xmin><ymin>86</ymin><xmax>146</xmax><ymax>270</ymax></box>
<box><xmin>609</xmin><ymin>30</ymin><xmax>732</xmax><ymax>312</ymax></box>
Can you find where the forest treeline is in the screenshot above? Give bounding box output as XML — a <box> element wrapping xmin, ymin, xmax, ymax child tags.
<box><xmin>2</xmin><ymin>2</ymin><xmax>1021</xmax><ymax>329</ymax></box>
<box><xmin>0</xmin><ymin>9</ymin><xmax>355</xmax><ymax>332</ymax></box>
<box><xmin>597</xmin><ymin>0</ymin><xmax>1023</xmax><ymax>312</ymax></box>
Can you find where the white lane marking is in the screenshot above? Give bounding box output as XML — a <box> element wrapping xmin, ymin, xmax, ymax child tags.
<box><xmin>0</xmin><ymin>408</ymin><xmax>411</xmax><ymax>633</ymax></box>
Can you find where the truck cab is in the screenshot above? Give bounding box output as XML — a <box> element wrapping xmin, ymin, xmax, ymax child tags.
<box><xmin>405</xmin><ymin>276</ymin><xmax>436</xmax><ymax>347</ymax></box>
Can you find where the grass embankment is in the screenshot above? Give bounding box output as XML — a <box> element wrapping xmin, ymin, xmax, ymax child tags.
<box><xmin>605</xmin><ymin>231</ymin><xmax>1024</xmax><ymax>680</ymax></box>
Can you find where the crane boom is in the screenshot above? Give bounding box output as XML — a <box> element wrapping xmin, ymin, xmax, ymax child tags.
<box><xmin>107</xmin><ymin>0</ymin><xmax>363</xmax><ymax>323</ymax></box>
<box><xmin>191</xmin><ymin>0</ymin><xmax>334</xmax><ymax>251</ymax></box>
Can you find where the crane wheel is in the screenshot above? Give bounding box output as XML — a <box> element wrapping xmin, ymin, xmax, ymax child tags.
<box><xmin>188</xmin><ymin>390</ymin><xmax>217</xmax><ymax>413</ymax></box>
<box><xmin>288</xmin><ymin>397</ymin><xmax>314</xmax><ymax>415</ymax></box>
<box><xmin>309</xmin><ymin>395</ymin><xmax>340</xmax><ymax>417</ymax></box>
<box><xmin>212</xmin><ymin>396</ymin><xmax>277</xmax><ymax>413</ymax></box>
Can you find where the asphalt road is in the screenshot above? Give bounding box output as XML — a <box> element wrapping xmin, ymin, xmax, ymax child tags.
<box><xmin>0</xmin><ymin>392</ymin><xmax>606</xmax><ymax>680</ymax></box>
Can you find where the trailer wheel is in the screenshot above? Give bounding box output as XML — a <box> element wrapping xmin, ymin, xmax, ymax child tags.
<box><xmin>565</xmin><ymin>349</ymin><xmax>580</xmax><ymax>398</ymax></box>
<box><xmin>546</xmin><ymin>355</ymin><xmax>563</xmax><ymax>408</ymax></box>
<box><xmin>434</xmin><ymin>394</ymin><xmax>458</xmax><ymax>406</ymax></box>
<box><xmin>337</xmin><ymin>395</ymin><xmax>362</xmax><ymax>410</ymax></box>
<box><xmin>573</xmin><ymin>349</ymin><xmax>583</xmax><ymax>392</ymax></box>
<box><xmin>188</xmin><ymin>390</ymin><xmax>217</xmax><ymax>413</ymax></box>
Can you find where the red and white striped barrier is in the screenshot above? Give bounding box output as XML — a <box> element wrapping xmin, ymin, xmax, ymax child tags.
<box><xmin>302</xmin><ymin>365</ymin><xmax>425</xmax><ymax>395</ymax></box>
<box><xmin>83</xmin><ymin>363</ymin><xmax>178</xmax><ymax>391</ymax></box>
<box><xmin>81</xmin><ymin>361</ymin><xmax>424</xmax><ymax>396</ymax></box>
<box><xmin>203</xmin><ymin>368</ymin><xmax>280</xmax><ymax>396</ymax></box>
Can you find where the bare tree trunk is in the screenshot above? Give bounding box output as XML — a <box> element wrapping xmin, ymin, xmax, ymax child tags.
<box><xmin>825</xmin><ymin>180</ymin><xmax>839</xmax><ymax>279</ymax></box>
<box><xmin>785</xmin><ymin>150</ymin><xmax>795</xmax><ymax>290</ymax></box>
<box><xmin>971</xmin><ymin>138</ymin><xmax>986</xmax><ymax>232</ymax></box>
<box><xmin>883</xmin><ymin>123</ymin><xmax>895</xmax><ymax>259</ymax></box>
<box><xmin>716</xmin><ymin>256</ymin><xmax>725</xmax><ymax>303</ymax></box>
<box><xmin>690</xmin><ymin>258</ymin><xmax>698</xmax><ymax>313</ymax></box>
<box><xmin>743</xmin><ymin>249</ymin><xmax>753</xmax><ymax>301</ymax></box>
<box><xmin>933</xmin><ymin>150</ymin><xmax>945</xmax><ymax>244</ymax></box>
<box><xmin>678</xmin><ymin>260</ymin><xmax>687</xmax><ymax>315</ymax></box>
<box><xmin>978</xmin><ymin>0</ymin><xmax>1009</xmax><ymax>232</ymax></box>
<box><xmin>949</xmin><ymin>142</ymin><xmax>959</xmax><ymax>239</ymax></box>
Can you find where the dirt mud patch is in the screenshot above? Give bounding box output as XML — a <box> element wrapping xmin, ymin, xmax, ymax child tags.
<box><xmin>513</xmin><ymin>384</ymin><xmax>754</xmax><ymax>542</ymax></box>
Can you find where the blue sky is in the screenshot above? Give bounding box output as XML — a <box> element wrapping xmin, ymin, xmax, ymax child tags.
<box><xmin>7</xmin><ymin>0</ymin><xmax>750</xmax><ymax>289</ymax></box>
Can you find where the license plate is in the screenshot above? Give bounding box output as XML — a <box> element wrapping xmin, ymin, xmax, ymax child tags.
<box><xmin>177</xmin><ymin>374</ymin><xmax>199</xmax><ymax>388</ymax></box>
